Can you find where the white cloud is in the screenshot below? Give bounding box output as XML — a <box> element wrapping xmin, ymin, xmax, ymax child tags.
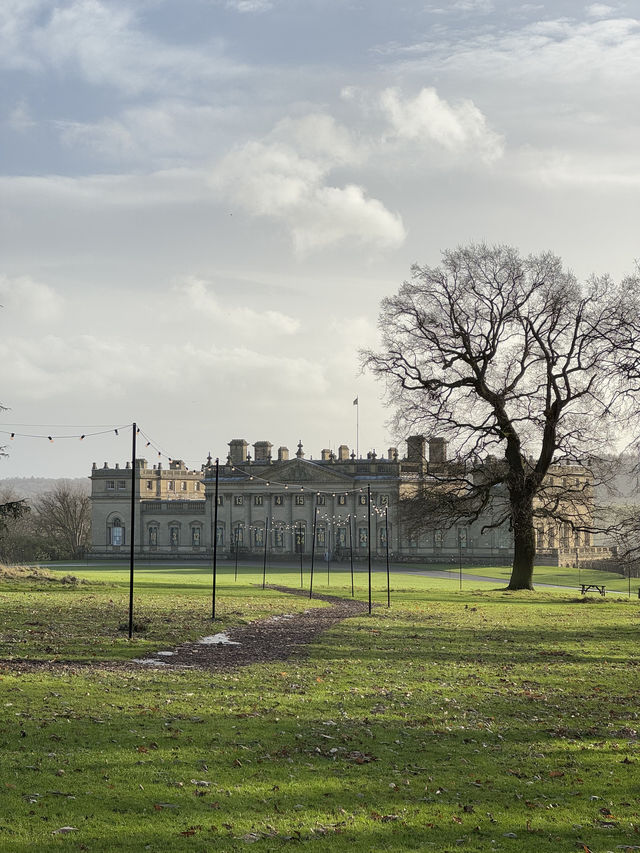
<box><xmin>0</xmin><ymin>332</ymin><xmax>326</xmax><ymax>403</ymax></box>
<box><xmin>586</xmin><ymin>4</ymin><xmax>617</xmax><ymax>19</ymax></box>
<box><xmin>56</xmin><ymin>101</ymin><xmax>240</xmax><ymax>166</ymax></box>
<box><xmin>269</xmin><ymin>113</ymin><xmax>364</xmax><ymax>167</ymax></box>
<box><xmin>0</xmin><ymin>0</ymin><xmax>244</xmax><ymax>96</ymax></box>
<box><xmin>226</xmin><ymin>0</ymin><xmax>273</xmax><ymax>11</ymax></box>
<box><xmin>0</xmin><ymin>0</ymin><xmax>46</xmax><ymax>71</ymax></box>
<box><xmin>177</xmin><ymin>277</ymin><xmax>301</xmax><ymax>335</ymax></box>
<box><xmin>380</xmin><ymin>86</ymin><xmax>504</xmax><ymax>163</ymax></box>
<box><xmin>388</xmin><ymin>15</ymin><xmax>640</xmax><ymax>90</ymax></box>
<box><xmin>516</xmin><ymin>147</ymin><xmax>640</xmax><ymax>188</ymax></box>
<box><xmin>213</xmin><ymin>139</ymin><xmax>405</xmax><ymax>254</ymax></box>
<box><xmin>0</xmin><ymin>275</ymin><xmax>63</xmax><ymax>324</ymax></box>
<box><xmin>0</xmin><ymin>169</ymin><xmax>210</xmax><ymax>209</ymax></box>
<box><xmin>211</xmin><ymin>113</ymin><xmax>405</xmax><ymax>255</ymax></box>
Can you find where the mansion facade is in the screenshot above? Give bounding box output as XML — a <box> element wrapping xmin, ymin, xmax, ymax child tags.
<box><xmin>90</xmin><ymin>436</ymin><xmax>608</xmax><ymax>565</ymax></box>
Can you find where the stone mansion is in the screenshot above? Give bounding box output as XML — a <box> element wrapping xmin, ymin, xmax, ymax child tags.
<box><xmin>90</xmin><ymin>436</ymin><xmax>604</xmax><ymax>565</ymax></box>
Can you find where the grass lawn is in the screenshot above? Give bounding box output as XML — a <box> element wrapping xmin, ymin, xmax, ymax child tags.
<box><xmin>1</xmin><ymin>562</ymin><xmax>639</xmax><ymax>852</ymax></box>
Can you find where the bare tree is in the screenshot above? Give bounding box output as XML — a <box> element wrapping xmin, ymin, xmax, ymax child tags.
<box><xmin>364</xmin><ymin>244</ymin><xmax>640</xmax><ymax>590</ymax></box>
<box><xmin>35</xmin><ymin>481</ymin><xmax>91</xmax><ymax>559</ymax></box>
<box><xmin>0</xmin><ymin>402</ymin><xmax>29</xmax><ymax>553</ymax></box>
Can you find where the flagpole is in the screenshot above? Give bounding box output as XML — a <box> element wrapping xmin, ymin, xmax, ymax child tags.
<box><xmin>353</xmin><ymin>396</ymin><xmax>359</xmax><ymax>459</ymax></box>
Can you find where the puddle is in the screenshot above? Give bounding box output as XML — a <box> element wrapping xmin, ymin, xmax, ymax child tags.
<box><xmin>199</xmin><ymin>633</ymin><xmax>241</xmax><ymax>646</ymax></box>
<box><xmin>132</xmin><ymin>658</ymin><xmax>169</xmax><ymax>666</ymax></box>
<box><xmin>156</xmin><ymin>651</ymin><xmax>175</xmax><ymax>656</ymax></box>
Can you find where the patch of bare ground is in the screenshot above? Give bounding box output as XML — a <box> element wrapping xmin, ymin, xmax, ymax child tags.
<box><xmin>0</xmin><ymin>586</ymin><xmax>369</xmax><ymax>675</ymax></box>
<box><xmin>142</xmin><ymin>586</ymin><xmax>370</xmax><ymax>671</ymax></box>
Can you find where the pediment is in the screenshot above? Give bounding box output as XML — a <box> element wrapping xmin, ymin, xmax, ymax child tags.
<box><xmin>267</xmin><ymin>458</ymin><xmax>354</xmax><ymax>485</ymax></box>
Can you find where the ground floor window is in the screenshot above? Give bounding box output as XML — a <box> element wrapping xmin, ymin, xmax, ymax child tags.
<box><xmin>169</xmin><ymin>526</ymin><xmax>179</xmax><ymax>547</ymax></box>
<box><xmin>216</xmin><ymin>525</ymin><xmax>224</xmax><ymax>546</ymax></box>
<box><xmin>108</xmin><ymin>517</ymin><xmax>124</xmax><ymax>546</ymax></box>
<box><xmin>148</xmin><ymin>526</ymin><xmax>158</xmax><ymax>546</ymax></box>
<box><xmin>254</xmin><ymin>527</ymin><xmax>264</xmax><ymax>547</ymax></box>
<box><xmin>192</xmin><ymin>527</ymin><xmax>201</xmax><ymax>547</ymax></box>
<box><xmin>359</xmin><ymin>527</ymin><xmax>368</xmax><ymax>548</ymax></box>
<box><xmin>274</xmin><ymin>526</ymin><xmax>284</xmax><ymax>548</ymax></box>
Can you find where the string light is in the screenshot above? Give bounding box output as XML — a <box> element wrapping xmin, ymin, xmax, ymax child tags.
<box><xmin>0</xmin><ymin>424</ymin><xmax>129</xmax><ymax>441</ymax></box>
<box><xmin>2</xmin><ymin>421</ymin><xmax>391</xmax><ymax>504</ymax></box>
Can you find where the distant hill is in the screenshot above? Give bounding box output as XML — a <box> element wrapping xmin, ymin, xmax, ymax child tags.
<box><xmin>0</xmin><ymin>477</ymin><xmax>90</xmax><ymax>502</ymax></box>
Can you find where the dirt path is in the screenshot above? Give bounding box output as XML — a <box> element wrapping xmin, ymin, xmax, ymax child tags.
<box><xmin>0</xmin><ymin>587</ymin><xmax>370</xmax><ymax>675</ymax></box>
<box><xmin>136</xmin><ymin>586</ymin><xmax>370</xmax><ymax>672</ymax></box>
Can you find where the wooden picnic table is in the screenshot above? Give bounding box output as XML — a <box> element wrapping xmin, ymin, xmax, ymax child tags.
<box><xmin>580</xmin><ymin>583</ymin><xmax>606</xmax><ymax>596</ymax></box>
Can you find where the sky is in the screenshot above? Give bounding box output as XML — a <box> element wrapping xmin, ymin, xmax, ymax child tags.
<box><xmin>1</xmin><ymin>0</ymin><xmax>639</xmax><ymax>478</ymax></box>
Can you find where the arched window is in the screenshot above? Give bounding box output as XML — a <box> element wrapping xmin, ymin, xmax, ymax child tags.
<box><xmin>108</xmin><ymin>517</ymin><xmax>124</xmax><ymax>546</ymax></box>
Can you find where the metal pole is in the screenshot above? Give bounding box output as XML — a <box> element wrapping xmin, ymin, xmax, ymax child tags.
<box><xmin>262</xmin><ymin>516</ymin><xmax>269</xmax><ymax>590</ymax></box>
<box><xmin>367</xmin><ymin>484</ymin><xmax>372</xmax><ymax>615</ymax></box>
<box><xmin>234</xmin><ymin>529</ymin><xmax>239</xmax><ymax>581</ymax></box>
<box><xmin>578</xmin><ymin>549</ymin><xmax>581</xmax><ymax>590</ymax></box>
<box><xmin>459</xmin><ymin>533</ymin><xmax>463</xmax><ymax>591</ymax></box>
<box><xmin>385</xmin><ymin>506</ymin><xmax>390</xmax><ymax>608</ymax></box>
<box><xmin>212</xmin><ymin>458</ymin><xmax>219</xmax><ymax>620</ymax></box>
<box><xmin>299</xmin><ymin>523</ymin><xmax>303</xmax><ymax>587</ymax></box>
<box><xmin>309</xmin><ymin>506</ymin><xmax>318</xmax><ymax>599</ymax></box>
<box><xmin>128</xmin><ymin>422</ymin><xmax>137</xmax><ymax>640</ymax></box>
<box><xmin>348</xmin><ymin>513</ymin><xmax>354</xmax><ymax>597</ymax></box>
<box><xmin>326</xmin><ymin>516</ymin><xmax>331</xmax><ymax>587</ymax></box>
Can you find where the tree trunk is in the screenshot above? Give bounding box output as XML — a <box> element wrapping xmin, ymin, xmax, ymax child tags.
<box><xmin>507</xmin><ymin>491</ymin><xmax>536</xmax><ymax>590</ymax></box>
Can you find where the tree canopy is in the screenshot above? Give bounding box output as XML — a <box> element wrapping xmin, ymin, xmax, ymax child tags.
<box><xmin>364</xmin><ymin>244</ymin><xmax>640</xmax><ymax>589</ymax></box>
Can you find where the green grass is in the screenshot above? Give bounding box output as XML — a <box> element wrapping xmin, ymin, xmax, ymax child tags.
<box><xmin>458</xmin><ymin>563</ymin><xmax>637</xmax><ymax>594</ymax></box>
<box><xmin>1</xmin><ymin>563</ymin><xmax>639</xmax><ymax>851</ymax></box>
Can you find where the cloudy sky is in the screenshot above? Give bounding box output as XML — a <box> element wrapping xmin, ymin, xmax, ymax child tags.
<box><xmin>1</xmin><ymin>0</ymin><xmax>639</xmax><ymax>478</ymax></box>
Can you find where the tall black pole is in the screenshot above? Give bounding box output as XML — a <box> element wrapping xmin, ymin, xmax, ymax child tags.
<box><xmin>212</xmin><ymin>458</ymin><xmax>219</xmax><ymax>620</ymax></box>
<box><xmin>326</xmin><ymin>517</ymin><xmax>331</xmax><ymax>587</ymax></box>
<box><xmin>367</xmin><ymin>484</ymin><xmax>372</xmax><ymax>615</ymax></box>
<box><xmin>262</xmin><ymin>516</ymin><xmax>269</xmax><ymax>590</ymax></box>
<box><xmin>385</xmin><ymin>506</ymin><xmax>390</xmax><ymax>608</ymax></box>
<box><xmin>299</xmin><ymin>522</ymin><xmax>304</xmax><ymax>587</ymax></box>
<box><xmin>234</xmin><ymin>529</ymin><xmax>239</xmax><ymax>581</ymax></box>
<box><xmin>348</xmin><ymin>513</ymin><xmax>354</xmax><ymax>597</ymax></box>
<box><xmin>309</xmin><ymin>506</ymin><xmax>318</xmax><ymax>599</ymax></box>
<box><xmin>459</xmin><ymin>533</ymin><xmax>463</xmax><ymax>591</ymax></box>
<box><xmin>128</xmin><ymin>423</ymin><xmax>137</xmax><ymax>640</ymax></box>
